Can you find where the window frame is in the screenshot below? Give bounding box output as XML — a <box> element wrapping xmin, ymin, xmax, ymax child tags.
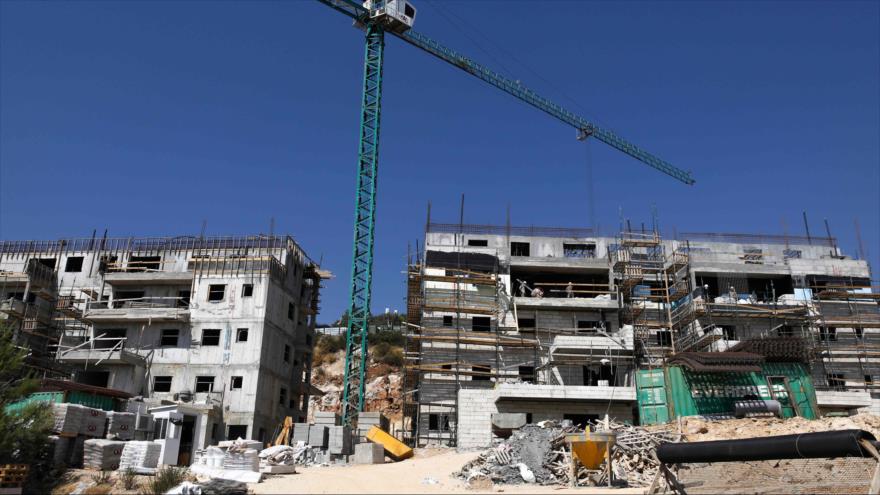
<box><xmin>510</xmin><ymin>241</ymin><xmax>530</xmax><ymax>257</ymax></box>
<box><xmin>64</xmin><ymin>256</ymin><xmax>85</xmax><ymax>273</ymax></box>
<box><xmin>160</xmin><ymin>329</ymin><xmax>179</xmax><ymax>347</ymax></box>
<box><xmin>207</xmin><ymin>284</ymin><xmax>226</xmax><ymax>302</ymax></box>
<box><xmin>230</xmin><ymin>376</ymin><xmax>243</xmax><ymax>390</ymax></box>
<box><xmin>201</xmin><ymin>329</ymin><xmax>221</xmax><ymax>346</ymax></box>
<box><xmin>242</xmin><ymin>284</ymin><xmax>254</xmax><ymax>298</ymax></box>
<box><xmin>236</xmin><ymin>328</ymin><xmax>248</xmax><ymax>343</ymax></box>
<box><xmin>195</xmin><ymin>375</ymin><xmax>215</xmax><ymax>393</ymax></box>
<box><xmin>153</xmin><ymin>376</ymin><xmax>173</xmax><ymax>392</ymax></box>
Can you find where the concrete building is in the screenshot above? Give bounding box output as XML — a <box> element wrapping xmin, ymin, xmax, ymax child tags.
<box><xmin>0</xmin><ymin>234</ymin><xmax>328</xmax><ymax>462</ymax></box>
<box><xmin>402</xmin><ymin>221</ymin><xmax>878</xmax><ymax>448</ymax></box>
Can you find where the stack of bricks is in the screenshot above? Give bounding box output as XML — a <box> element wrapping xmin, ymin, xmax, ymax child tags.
<box><xmin>292</xmin><ymin>423</ymin><xmax>310</xmax><ymax>445</ymax></box>
<box><xmin>313</xmin><ymin>411</ymin><xmax>340</xmax><ymax>427</ymax></box>
<box><xmin>356</xmin><ymin>412</ymin><xmax>388</xmax><ymax>441</ymax></box>
<box><xmin>328</xmin><ymin>425</ymin><xmax>353</xmax><ymax>456</ymax></box>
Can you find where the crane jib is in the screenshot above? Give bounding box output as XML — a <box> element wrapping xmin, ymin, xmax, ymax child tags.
<box><xmin>395</xmin><ymin>29</ymin><xmax>695</xmax><ymax>185</ymax></box>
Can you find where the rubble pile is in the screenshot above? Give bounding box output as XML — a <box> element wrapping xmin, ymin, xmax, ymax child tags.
<box><xmin>455</xmin><ymin>423</ymin><xmax>580</xmax><ymax>486</ymax></box>
<box><xmin>456</xmin><ymin>420</ymin><xmax>680</xmax><ymax>488</ymax></box>
<box><xmin>605</xmin><ymin>421</ymin><xmax>680</xmax><ymax>486</ymax></box>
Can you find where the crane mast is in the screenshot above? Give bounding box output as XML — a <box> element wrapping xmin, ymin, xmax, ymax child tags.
<box><xmin>316</xmin><ymin>0</ymin><xmax>695</xmax><ymax>427</ymax></box>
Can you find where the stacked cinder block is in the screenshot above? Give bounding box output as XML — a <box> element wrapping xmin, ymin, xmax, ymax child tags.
<box><xmin>83</xmin><ymin>439</ymin><xmax>126</xmax><ymax>470</ymax></box>
<box><xmin>118</xmin><ymin>441</ymin><xmax>162</xmax><ymax>473</ymax></box>
<box><xmin>80</xmin><ymin>407</ymin><xmax>107</xmax><ymax>437</ymax></box>
<box><xmin>292</xmin><ymin>423</ymin><xmax>310</xmax><ymax>444</ymax></box>
<box><xmin>106</xmin><ymin>411</ymin><xmax>135</xmax><ymax>440</ymax></box>
<box><xmin>51</xmin><ymin>403</ymin><xmax>85</xmax><ymax>437</ymax></box>
<box><xmin>68</xmin><ymin>436</ymin><xmax>86</xmax><ymax>467</ymax></box>
<box><xmin>328</xmin><ymin>425</ymin><xmax>352</xmax><ymax>455</ymax></box>
<box><xmin>48</xmin><ymin>436</ymin><xmax>70</xmax><ymax>466</ymax></box>
<box><xmin>353</xmin><ymin>443</ymin><xmax>384</xmax><ymax>464</ymax></box>
<box><xmin>313</xmin><ymin>411</ymin><xmax>340</xmax><ymax>427</ymax></box>
<box><xmin>308</xmin><ymin>425</ymin><xmax>328</xmax><ymax>449</ymax></box>
<box><xmin>356</xmin><ymin>412</ymin><xmax>388</xmax><ymax>440</ymax></box>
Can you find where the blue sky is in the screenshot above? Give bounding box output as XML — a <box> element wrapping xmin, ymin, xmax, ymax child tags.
<box><xmin>1</xmin><ymin>0</ymin><xmax>878</xmax><ymax>322</ymax></box>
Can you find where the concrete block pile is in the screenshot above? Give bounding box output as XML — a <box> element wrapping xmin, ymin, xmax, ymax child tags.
<box><xmin>84</xmin><ymin>439</ymin><xmax>126</xmax><ymax>470</ymax></box>
<box><xmin>52</xmin><ymin>403</ymin><xmax>85</xmax><ymax>436</ymax></box>
<box><xmin>353</xmin><ymin>443</ymin><xmax>384</xmax><ymax>464</ymax></box>
<box><xmin>118</xmin><ymin>441</ymin><xmax>162</xmax><ymax>474</ymax></box>
<box><xmin>356</xmin><ymin>411</ymin><xmax>389</xmax><ymax>441</ymax></box>
<box><xmin>286</xmin><ymin>411</ymin><xmax>395</xmax><ymax>465</ymax></box>
<box><xmin>328</xmin><ymin>425</ymin><xmax>352</xmax><ymax>455</ymax></box>
<box><xmin>106</xmin><ymin>411</ymin><xmax>135</xmax><ymax>440</ymax></box>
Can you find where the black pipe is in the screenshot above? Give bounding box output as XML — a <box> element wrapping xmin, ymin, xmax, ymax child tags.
<box><xmin>656</xmin><ymin>429</ymin><xmax>876</xmax><ymax>464</ymax></box>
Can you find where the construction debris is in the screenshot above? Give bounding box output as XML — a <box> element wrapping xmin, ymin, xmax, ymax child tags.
<box><xmin>455</xmin><ymin>421</ymin><xmax>679</xmax><ymax>487</ymax></box>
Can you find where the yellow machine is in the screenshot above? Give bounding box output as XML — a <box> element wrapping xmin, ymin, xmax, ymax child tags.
<box><xmin>565</xmin><ymin>431</ymin><xmax>617</xmax><ymax>487</ymax></box>
<box><xmin>366</xmin><ymin>425</ymin><xmax>413</xmax><ymax>461</ymax></box>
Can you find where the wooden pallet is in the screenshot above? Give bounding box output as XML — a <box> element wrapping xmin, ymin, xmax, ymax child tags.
<box><xmin>0</xmin><ymin>465</ymin><xmax>27</xmax><ymax>488</ymax></box>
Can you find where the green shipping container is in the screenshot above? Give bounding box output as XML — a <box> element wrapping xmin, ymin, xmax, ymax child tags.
<box><xmin>5</xmin><ymin>390</ymin><xmax>117</xmax><ymax>414</ymax></box>
<box><xmin>637</xmin><ymin>362</ymin><xmax>818</xmax><ymax>425</ymax></box>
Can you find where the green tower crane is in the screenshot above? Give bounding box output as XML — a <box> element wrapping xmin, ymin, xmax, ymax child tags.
<box><xmin>316</xmin><ymin>0</ymin><xmax>695</xmax><ymax>427</ymax></box>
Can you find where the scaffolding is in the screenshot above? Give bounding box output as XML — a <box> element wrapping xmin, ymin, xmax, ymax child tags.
<box><xmin>0</xmin><ymin>259</ymin><xmax>87</xmax><ymax>377</ymax></box>
<box><xmin>808</xmin><ymin>278</ymin><xmax>880</xmax><ymax>393</ymax></box>
<box><xmin>400</xmin><ymin>244</ymin><xmax>540</xmax><ymax>447</ymax></box>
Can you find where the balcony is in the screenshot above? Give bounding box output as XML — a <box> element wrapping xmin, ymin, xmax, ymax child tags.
<box><xmin>56</xmin><ymin>335</ymin><xmax>148</xmax><ymax>367</ymax></box>
<box><xmin>104</xmin><ymin>271</ymin><xmax>194</xmax><ymax>286</ymax></box>
<box><xmin>83</xmin><ymin>297</ymin><xmax>189</xmax><ymax>322</ymax></box>
<box><xmin>513</xmin><ymin>294</ymin><xmax>617</xmax><ymax>310</ymax></box>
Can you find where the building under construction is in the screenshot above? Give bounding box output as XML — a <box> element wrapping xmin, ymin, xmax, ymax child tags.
<box><xmin>402</xmin><ymin>220</ymin><xmax>878</xmax><ymax>448</ymax></box>
<box><xmin>0</xmin><ymin>234</ymin><xmax>327</xmax><ymax>463</ymax></box>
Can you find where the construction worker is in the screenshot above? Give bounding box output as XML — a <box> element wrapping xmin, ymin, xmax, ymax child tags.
<box><xmin>531</xmin><ymin>286</ymin><xmax>544</xmax><ymax>298</ymax></box>
<box><xmin>517</xmin><ymin>279</ymin><xmax>529</xmax><ymax>298</ymax></box>
<box><xmin>566</xmin><ymin>281</ymin><xmax>574</xmax><ymax>298</ymax></box>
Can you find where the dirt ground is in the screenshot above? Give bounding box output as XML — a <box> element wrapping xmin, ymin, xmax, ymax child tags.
<box><xmin>251</xmin><ymin>449</ymin><xmax>645</xmax><ymax>494</ymax></box>
<box><xmin>679</xmin><ymin>413</ymin><xmax>880</xmax><ymax>441</ymax></box>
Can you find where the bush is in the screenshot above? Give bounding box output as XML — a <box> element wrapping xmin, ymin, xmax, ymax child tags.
<box><xmin>371</xmin><ymin>328</ymin><xmax>404</xmax><ymax>347</ymax></box>
<box><xmin>141</xmin><ymin>467</ymin><xmax>188</xmax><ymax>495</ymax></box>
<box><xmin>377</xmin><ymin>347</ymin><xmax>403</xmax><ymax>367</ymax></box>
<box><xmin>316</xmin><ymin>334</ymin><xmax>346</xmax><ymax>354</ymax></box>
<box><xmin>90</xmin><ymin>470</ymin><xmax>111</xmax><ymax>485</ymax></box>
<box><xmin>371</xmin><ymin>341</ymin><xmax>403</xmax><ymax>367</ymax></box>
<box><xmin>119</xmin><ymin>468</ymin><xmax>138</xmax><ymax>490</ymax></box>
<box><xmin>0</xmin><ymin>325</ymin><xmax>53</xmax><ymax>492</ymax></box>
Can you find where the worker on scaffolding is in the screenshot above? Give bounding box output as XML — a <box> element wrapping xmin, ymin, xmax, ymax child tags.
<box><xmin>566</xmin><ymin>281</ymin><xmax>574</xmax><ymax>298</ymax></box>
<box><xmin>517</xmin><ymin>279</ymin><xmax>529</xmax><ymax>298</ymax></box>
<box><xmin>531</xmin><ymin>286</ymin><xmax>544</xmax><ymax>298</ymax></box>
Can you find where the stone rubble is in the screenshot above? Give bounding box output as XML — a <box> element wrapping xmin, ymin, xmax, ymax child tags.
<box><xmin>455</xmin><ymin>420</ymin><xmax>679</xmax><ymax>487</ymax></box>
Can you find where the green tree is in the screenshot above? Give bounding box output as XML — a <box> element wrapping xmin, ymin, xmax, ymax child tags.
<box><xmin>0</xmin><ymin>325</ymin><xmax>54</xmax><ymax>489</ymax></box>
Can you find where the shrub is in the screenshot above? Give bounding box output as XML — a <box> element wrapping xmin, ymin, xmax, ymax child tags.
<box><xmin>371</xmin><ymin>328</ymin><xmax>404</xmax><ymax>347</ymax></box>
<box><xmin>141</xmin><ymin>467</ymin><xmax>188</xmax><ymax>495</ymax></box>
<box><xmin>119</xmin><ymin>468</ymin><xmax>138</xmax><ymax>490</ymax></box>
<box><xmin>90</xmin><ymin>470</ymin><xmax>111</xmax><ymax>485</ymax></box>
<box><xmin>0</xmin><ymin>325</ymin><xmax>53</xmax><ymax>493</ymax></box>
<box><xmin>377</xmin><ymin>347</ymin><xmax>403</xmax><ymax>367</ymax></box>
